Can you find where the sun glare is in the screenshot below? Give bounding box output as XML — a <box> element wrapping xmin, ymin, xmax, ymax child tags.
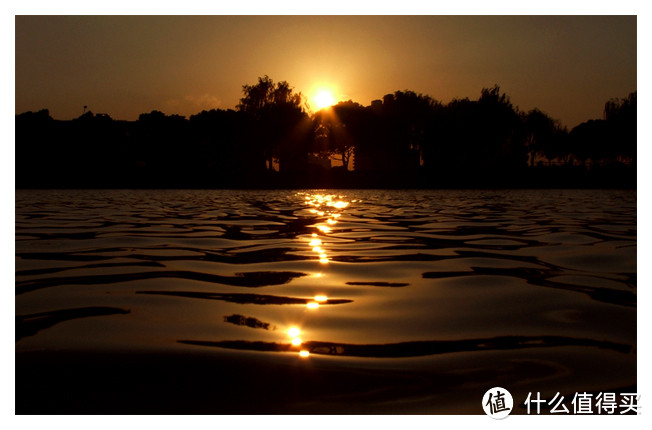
<box><xmin>313</xmin><ymin>89</ymin><xmax>336</xmax><ymax>110</ymax></box>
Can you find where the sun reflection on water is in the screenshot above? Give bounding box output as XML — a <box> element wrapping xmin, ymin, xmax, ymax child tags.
<box><xmin>301</xmin><ymin>192</ymin><xmax>352</xmax><ymax>265</ymax></box>
<box><xmin>292</xmin><ymin>193</ymin><xmax>354</xmax><ymax>356</ymax></box>
<box><xmin>288</xmin><ymin>326</ymin><xmax>304</xmax><ymax>354</ymax></box>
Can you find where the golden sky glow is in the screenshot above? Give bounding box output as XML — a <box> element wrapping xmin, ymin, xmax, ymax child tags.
<box><xmin>15</xmin><ymin>15</ymin><xmax>637</xmax><ymax>128</ymax></box>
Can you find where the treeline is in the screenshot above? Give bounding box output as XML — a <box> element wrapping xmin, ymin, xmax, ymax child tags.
<box><xmin>16</xmin><ymin>76</ymin><xmax>635</xmax><ymax>189</ymax></box>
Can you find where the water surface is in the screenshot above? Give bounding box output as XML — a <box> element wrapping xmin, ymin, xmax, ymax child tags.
<box><xmin>15</xmin><ymin>189</ymin><xmax>636</xmax><ymax>413</ymax></box>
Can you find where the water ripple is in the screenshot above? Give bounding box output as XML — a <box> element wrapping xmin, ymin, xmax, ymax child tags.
<box><xmin>16</xmin><ymin>189</ymin><xmax>636</xmax><ymax>409</ymax></box>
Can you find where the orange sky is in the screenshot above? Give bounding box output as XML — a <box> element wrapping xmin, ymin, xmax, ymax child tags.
<box><xmin>15</xmin><ymin>15</ymin><xmax>636</xmax><ymax>128</ymax></box>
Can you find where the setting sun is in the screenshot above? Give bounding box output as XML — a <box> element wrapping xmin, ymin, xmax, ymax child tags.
<box><xmin>313</xmin><ymin>89</ymin><xmax>336</xmax><ymax>110</ymax></box>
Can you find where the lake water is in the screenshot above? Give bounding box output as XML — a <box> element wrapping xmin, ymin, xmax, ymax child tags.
<box><xmin>15</xmin><ymin>189</ymin><xmax>637</xmax><ymax>414</ymax></box>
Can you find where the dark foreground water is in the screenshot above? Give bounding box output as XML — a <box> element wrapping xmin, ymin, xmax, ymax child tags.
<box><xmin>15</xmin><ymin>189</ymin><xmax>636</xmax><ymax>414</ymax></box>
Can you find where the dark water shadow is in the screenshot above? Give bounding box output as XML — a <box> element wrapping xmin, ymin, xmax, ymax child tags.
<box><xmin>224</xmin><ymin>314</ymin><xmax>274</xmax><ymax>330</ymax></box>
<box><xmin>179</xmin><ymin>335</ymin><xmax>633</xmax><ymax>358</ymax></box>
<box><xmin>17</xmin><ymin>251</ymin><xmax>111</xmax><ymax>262</ymax></box>
<box><xmin>422</xmin><ymin>267</ymin><xmax>636</xmax><ymax>307</ymax></box>
<box><xmin>15</xmin><ymin>260</ymin><xmax>166</xmax><ymax>277</ymax></box>
<box><xmin>221</xmin><ymin>215</ymin><xmax>319</xmax><ymax>240</ymax></box>
<box><xmin>16</xmin><ymin>306</ymin><xmax>130</xmax><ymax>341</ymax></box>
<box><xmin>17</xmin><ymin>246</ymin><xmax>310</xmax><ymax>265</ymax></box>
<box><xmin>16</xmin><ymin>270</ymin><xmax>307</xmax><ymax>295</ymax></box>
<box><xmin>137</xmin><ymin>290</ymin><xmax>353</xmax><ymax>306</ymax></box>
<box><xmin>345</xmin><ymin>281</ymin><xmax>409</xmax><ymax>287</ymax></box>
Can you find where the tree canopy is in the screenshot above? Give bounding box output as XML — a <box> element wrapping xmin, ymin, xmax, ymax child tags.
<box><xmin>15</xmin><ymin>78</ymin><xmax>636</xmax><ymax>189</ymax></box>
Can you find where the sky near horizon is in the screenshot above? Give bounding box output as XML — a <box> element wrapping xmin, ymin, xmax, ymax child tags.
<box><xmin>15</xmin><ymin>15</ymin><xmax>636</xmax><ymax>128</ymax></box>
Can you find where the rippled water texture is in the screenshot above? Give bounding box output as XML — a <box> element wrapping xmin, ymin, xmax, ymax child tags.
<box><xmin>15</xmin><ymin>189</ymin><xmax>636</xmax><ymax>413</ymax></box>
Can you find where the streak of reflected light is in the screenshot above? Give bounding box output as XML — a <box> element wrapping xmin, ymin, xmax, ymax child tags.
<box><xmin>317</xmin><ymin>225</ymin><xmax>331</xmax><ymax>234</ymax></box>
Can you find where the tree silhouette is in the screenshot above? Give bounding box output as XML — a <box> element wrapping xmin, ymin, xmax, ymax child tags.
<box><xmin>604</xmin><ymin>92</ymin><xmax>636</xmax><ymax>164</ymax></box>
<box><xmin>523</xmin><ymin>109</ymin><xmax>557</xmax><ymax>167</ymax></box>
<box><xmin>237</xmin><ymin>76</ymin><xmax>308</xmax><ymax>172</ymax></box>
<box><xmin>382</xmin><ymin>91</ymin><xmax>439</xmax><ymax>173</ymax></box>
<box><xmin>543</xmin><ymin>126</ymin><xmax>570</xmax><ymax>167</ymax></box>
<box><xmin>313</xmin><ymin>101</ymin><xmax>365</xmax><ymax>171</ymax></box>
<box><xmin>14</xmin><ymin>81</ymin><xmax>636</xmax><ymax>189</ymax></box>
<box><xmin>423</xmin><ymin>85</ymin><xmax>525</xmax><ymax>186</ymax></box>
